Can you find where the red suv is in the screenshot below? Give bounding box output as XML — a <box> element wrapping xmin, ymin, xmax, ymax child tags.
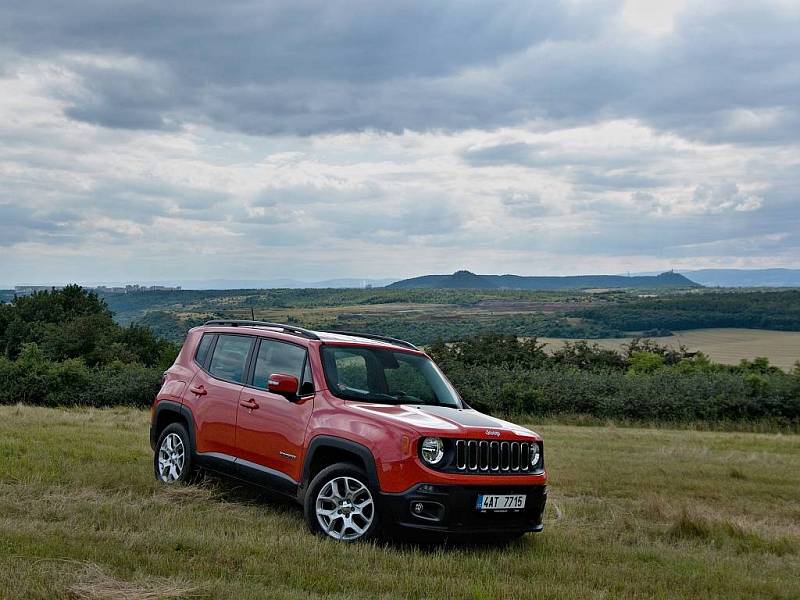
<box><xmin>151</xmin><ymin>320</ymin><xmax>547</xmax><ymax>542</ymax></box>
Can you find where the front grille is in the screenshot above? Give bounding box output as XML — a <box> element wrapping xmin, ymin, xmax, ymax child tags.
<box><xmin>453</xmin><ymin>439</ymin><xmax>540</xmax><ymax>473</ymax></box>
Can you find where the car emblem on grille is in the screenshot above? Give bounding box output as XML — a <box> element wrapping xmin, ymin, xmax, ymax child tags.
<box><xmin>485</xmin><ymin>430</ymin><xmax>501</xmax><ymax>437</ymax></box>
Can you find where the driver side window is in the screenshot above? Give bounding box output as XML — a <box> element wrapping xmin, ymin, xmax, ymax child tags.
<box><xmin>333</xmin><ymin>351</ymin><xmax>369</xmax><ymax>392</ymax></box>
<box><xmin>384</xmin><ymin>357</ymin><xmax>435</xmax><ymax>402</ymax></box>
<box><xmin>252</xmin><ymin>339</ymin><xmax>307</xmax><ymax>390</ymax></box>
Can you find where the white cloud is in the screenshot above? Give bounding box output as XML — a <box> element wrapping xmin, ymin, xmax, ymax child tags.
<box><xmin>690</xmin><ymin>183</ymin><xmax>764</xmax><ymax>214</ymax></box>
<box><xmin>621</xmin><ymin>0</ymin><xmax>689</xmax><ymax>35</ymax></box>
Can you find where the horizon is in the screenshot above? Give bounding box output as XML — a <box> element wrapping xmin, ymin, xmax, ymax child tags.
<box><xmin>1</xmin><ymin>1</ymin><xmax>799</xmax><ymax>283</ymax></box>
<box><xmin>6</xmin><ymin>267</ymin><xmax>800</xmax><ymax>291</ymax></box>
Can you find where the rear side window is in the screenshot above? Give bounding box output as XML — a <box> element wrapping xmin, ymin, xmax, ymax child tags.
<box><xmin>252</xmin><ymin>339</ymin><xmax>307</xmax><ymax>389</ymax></box>
<box><xmin>208</xmin><ymin>334</ymin><xmax>253</xmax><ymax>384</ymax></box>
<box><xmin>194</xmin><ymin>333</ymin><xmax>215</xmax><ymax>367</ymax></box>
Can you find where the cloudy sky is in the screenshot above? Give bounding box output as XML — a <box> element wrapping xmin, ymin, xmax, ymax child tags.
<box><xmin>1</xmin><ymin>0</ymin><xmax>799</xmax><ymax>286</ymax></box>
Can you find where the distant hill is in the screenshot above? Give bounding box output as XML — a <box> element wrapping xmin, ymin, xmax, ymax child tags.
<box><xmin>678</xmin><ymin>269</ymin><xmax>800</xmax><ymax>288</ymax></box>
<box><xmin>388</xmin><ymin>270</ymin><xmax>700</xmax><ymax>290</ymax></box>
<box><xmin>389</xmin><ymin>270</ymin><xmax>500</xmax><ymax>289</ymax></box>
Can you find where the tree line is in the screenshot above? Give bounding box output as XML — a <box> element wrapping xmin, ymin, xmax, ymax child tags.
<box><xmin>428</xmin><ymin>334</ymin><xmax>800</xmax><ymax>427</ymax></box>
<box><xmin>575</xmin><ymin>290</ymin><xmax>800</xmax><ymax>333</ymax></box>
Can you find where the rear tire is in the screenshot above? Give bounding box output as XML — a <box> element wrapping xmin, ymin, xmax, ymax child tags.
<box><xmin>154</xmin><ymin>423</ymin><xmax>195</xmax><ymax>484</ymax></box>
<box><xmin>304</xmin><ymin>463</ymin><xmax>380</xmax><ymax>542</ymax></box>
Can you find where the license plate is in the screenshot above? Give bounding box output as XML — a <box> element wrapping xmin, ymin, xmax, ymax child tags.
<box><xmin>476</xmin><ymin>494</ymin><xmax>526</xmax><ymax>512</ymax></box>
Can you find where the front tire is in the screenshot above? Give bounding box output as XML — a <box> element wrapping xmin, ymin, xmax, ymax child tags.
<box><xmin>154</xmin><ymin>423</ymin><xmax>194</xmax><ymax>484</ymax></box>
<box><xmin>304</xmin><ymin>463</ymin><xmax>380</xmax><ymax>542</ymax></box>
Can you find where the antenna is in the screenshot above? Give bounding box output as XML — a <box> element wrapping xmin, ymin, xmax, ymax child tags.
<box><xmin>250</xmin><ymin>307</ymin><xmax>255</xmax><ymax>320</ymax></box>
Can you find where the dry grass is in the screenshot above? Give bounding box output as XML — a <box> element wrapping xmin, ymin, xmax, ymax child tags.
<box><xmin>1</xmin><ymin>405</ymin><xmax>799</xmax><ymax>599</ymax></box>
<box><xmin>68</xmin><ymin>562</ymin><xmax>199</xmax><ymax>600</ymax></box>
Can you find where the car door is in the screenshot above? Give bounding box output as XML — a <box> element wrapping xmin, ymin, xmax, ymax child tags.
<box><xmin>235</xmin><ymin>337</ymin><xmax>315</xmax><ymax>482</ymax></box>
<box><xmin>184</xmin><ymin>333</ymin><xmax>254</xmax><ymax>457</ymax></box>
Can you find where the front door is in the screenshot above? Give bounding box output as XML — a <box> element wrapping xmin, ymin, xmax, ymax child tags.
<box><xmin>236</xmin><ymin>338</ymin><xmax>315</xmax><ymax>482</ymax></box>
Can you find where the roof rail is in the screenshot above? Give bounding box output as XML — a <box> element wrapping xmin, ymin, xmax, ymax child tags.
<box><xmin>204</xmin><ymin>320</ymin><xmax>320</xmax><ymax>340</ymax></box>
<box><xmin>322</xmin><ymin>330</ymin><xmax>418</xmax><ymax>350</ymax></box>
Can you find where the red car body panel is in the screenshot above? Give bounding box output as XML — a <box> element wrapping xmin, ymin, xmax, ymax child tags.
<box><xmin>236</xmin><ymin>386</ymin><xmax>314</xmax><ymax>481</ymax></box>
<box><xmin>184</xmin><ymin>367</ymin><xmax>241</xmax><ymax>456</ymax></box>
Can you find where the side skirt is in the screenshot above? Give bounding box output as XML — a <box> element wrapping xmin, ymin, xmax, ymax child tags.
<box><xmin>195</xmin><ymin>452</ymin><xmax>300</xmax><ymax>500</ymax></box>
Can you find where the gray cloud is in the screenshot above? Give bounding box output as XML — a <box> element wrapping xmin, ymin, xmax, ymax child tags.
<box><xmin>0</xmin><ymin>203</ymin><xmax>79</xmax><ymax>246</ymax></box>
<box><xmin>2</xmin><ymin>1</ymin><xmax>796</xmax><ymax>142</ymax></box>
<box><xmin>501</xmin><ymin>191</ymin><xmax>550</xmax><ymax>218</ymax></box>
<box><xmin>462</xmin><ymin>140</ymin><xmax>680</xmax><ymax>170</ymax></box>
<box><xmin>1</xmin><ymin>0</ymin><xmax>609</xmax><ymax>135</ymax></box>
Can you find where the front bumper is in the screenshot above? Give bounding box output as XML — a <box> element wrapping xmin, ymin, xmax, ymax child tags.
<box><xmin>379</xmin><ymin>483</ymin><xmax>547</xmax><ymax>537</ymax></box>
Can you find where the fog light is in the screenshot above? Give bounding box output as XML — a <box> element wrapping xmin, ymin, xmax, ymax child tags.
<box><xmin>409</xmin><ymin>500</ymin><xmax>445</xmax><ymax>522</ymax></box>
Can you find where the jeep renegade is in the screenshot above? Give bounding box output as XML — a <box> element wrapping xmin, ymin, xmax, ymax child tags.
<box><xmin>151</xmin><ymin>320</ymin><xmax>547</xmax><ymax>541</ymax></box>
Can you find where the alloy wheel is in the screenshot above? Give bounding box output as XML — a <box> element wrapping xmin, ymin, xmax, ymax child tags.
<box><xmin>157</xmin><ymin>432</ymin><xmax>185</xmax><ymax>483</ymax></box>
<box><xmin>315</xmin><ymin>476</ymin><xmax>375</xmax><ymax>540</ymax></box>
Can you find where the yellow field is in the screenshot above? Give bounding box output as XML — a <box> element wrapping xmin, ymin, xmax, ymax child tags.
<box><xmin>538</xmin><ymin>328</ymin><xmax>800</xmax><ymax>370</ymax></box>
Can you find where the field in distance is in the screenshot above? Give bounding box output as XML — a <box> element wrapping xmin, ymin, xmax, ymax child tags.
<box><xmin>1</xmin><ymin>405</ymin><xmax>798</xmax><ymax>599</ymax></box>
<box><xmin>99</xmin><ymin>287</ymin><xmax>800</xmax><ymax>349</ymax></box>
<box><xmin>537</xmin><ymin>328</ymin><xmax>800</xmax><ymax>370</ymax></box>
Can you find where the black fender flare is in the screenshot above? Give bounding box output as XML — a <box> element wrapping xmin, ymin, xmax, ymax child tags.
<box><xmin>301</xmin><ymin>435</ymin><xmax>380</xmax><ymax>491</ymax></box>
<box><xmin>150</xmin><ymin>400</ymin><xmax>197</xmax><ymax>452</ymax></box>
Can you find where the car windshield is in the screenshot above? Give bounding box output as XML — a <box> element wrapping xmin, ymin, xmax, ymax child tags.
<box><xmin>320</xmin><ymin>345</ymin><xmax>462</xmax><ymax>408</ymax></box>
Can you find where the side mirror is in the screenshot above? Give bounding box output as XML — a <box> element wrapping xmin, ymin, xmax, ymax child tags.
<box><xmin>268</xmin><ymin>373</ymin><xmax>299</xmax><ymax>399</ymax></box>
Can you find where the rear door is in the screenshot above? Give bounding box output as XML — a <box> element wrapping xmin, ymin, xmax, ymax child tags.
<box><xmin>184</xmin><ymin>333</ymin><xmax>255</xmax><ymax>457</ymax></box>
<box><xmin>235</xmin><ymin>337</ymin><xmax>315</xmax><ymax>482</ymax></box>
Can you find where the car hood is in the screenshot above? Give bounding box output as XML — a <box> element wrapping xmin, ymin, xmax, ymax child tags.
<box><xmin>346</xmin><ymin>402</ymin><xmax>540</xmax><ymax>440</ymax></box>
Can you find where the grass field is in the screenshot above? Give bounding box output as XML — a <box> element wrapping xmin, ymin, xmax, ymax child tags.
<box><xmin>538</xmin><ymin>328</ymin><xmax>800</xmax><ymax>370</ymax></box>
<box><xmin>1</xmin><ymin>406</ymin><xmax>799</xmax><ymax>599</ymax></box>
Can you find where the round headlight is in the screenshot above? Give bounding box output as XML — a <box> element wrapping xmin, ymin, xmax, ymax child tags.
<box><xmin>530</xmin><ymin>443</ymin><xmax>541</xmax><ymax>468</ymax></box>
<box><xmin>420</xmin><ymin>437</ymin><xmax>444</xmax><ymax>465</ymax></box>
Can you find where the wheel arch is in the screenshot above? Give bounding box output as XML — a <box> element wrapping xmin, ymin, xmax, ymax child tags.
<box><xmin>300</xmin><ymin>436</ymin><xmax>379</xmax><ymax>501</ymax></box>
<box><xmin>151</xmin><ymin>400</ymin><xmax>197</xmax><ymax>452</ymax></box>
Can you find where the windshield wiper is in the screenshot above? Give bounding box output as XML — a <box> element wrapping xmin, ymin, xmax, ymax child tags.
<box><xmin>394</xmin><ymin>391</ymin><xmax>426</xmax><ymax>404</ymax></box>
<box><xmin>340</xmin><ymin>387</ymin><xmax>450</xmax><ymax>406</ymax></box>
<box><xmin>341</xmin><ymin>390</ymin><xmax>404</xmax><ymax>404</ymax></box>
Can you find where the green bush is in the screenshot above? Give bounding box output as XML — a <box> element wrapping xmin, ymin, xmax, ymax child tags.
<box><xmin>627</xmin><ymin>351</ymin><xmax>665</xmax><ymax>375</ymax></box>
<box><xmin>432</xmin><ymin>334</ymin><xmax>800</xmax><ymax>424</ymax></box>
<box><xmin>442</xmin><ymin>363</ymin><xmax>800</xmax><ymax>423</ymax></box>
<box><xmin>0</xmin><ymin>343</ymin><xmax>162</xmax><ymax>408</ymax></box>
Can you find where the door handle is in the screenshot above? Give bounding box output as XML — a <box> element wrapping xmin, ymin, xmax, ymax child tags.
<box><xmin>189</xmin><ymin>385</ymin><xmax>207</xmax><ymax>396</ymax></box>
<box><xmin>240</xmin><ymin>398</ymin><xmax>259</xmax><ymax>410</ymax></box>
